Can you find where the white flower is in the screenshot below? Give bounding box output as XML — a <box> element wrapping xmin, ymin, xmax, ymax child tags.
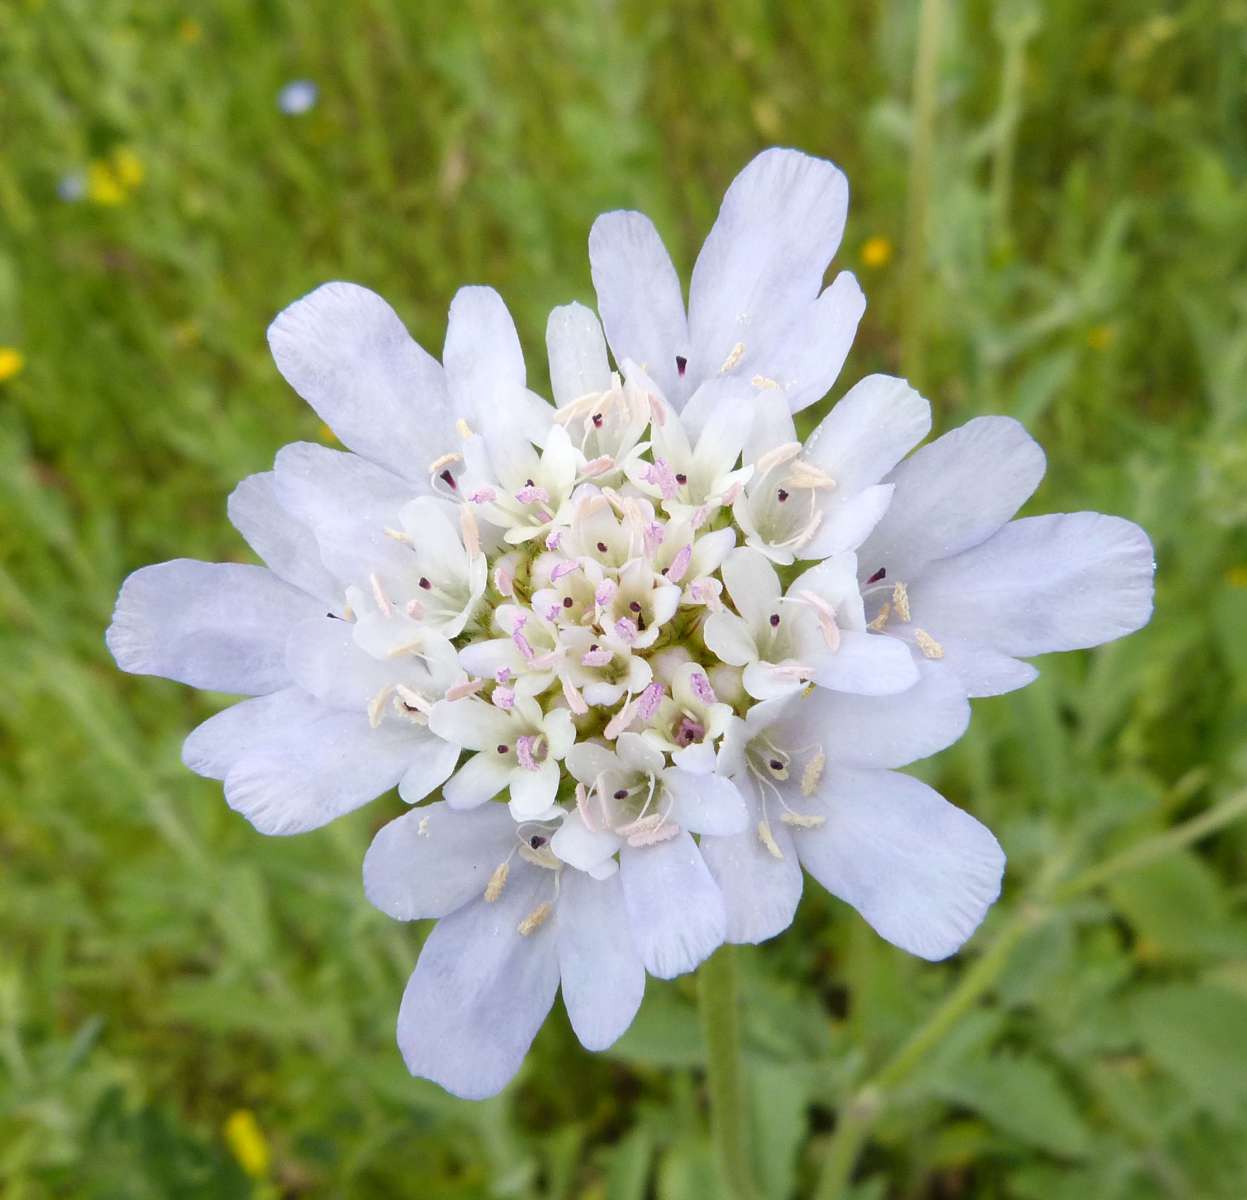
<box><xmin>107</xmin><ymin>147</ymin><xmax>1154</xmax><ymax>1100</ymax></box>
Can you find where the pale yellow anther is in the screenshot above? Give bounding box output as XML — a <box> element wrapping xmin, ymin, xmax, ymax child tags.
<box><xmin>518</xmin><ymin>901</ymin><xmax>553</xmax><ymax>935</ymax></box>
<box><xmin>754</xmin><ymin>442</ymin><xmax>802</xmax><ymax>477</ymax></box>
<box><xmin>384</xmin><ymin>527</ymin><xmax>413</xmax><ymax>543</ymax></box>
<box><xmin>891</xmin><ymin>581</ymin><xmax>911</xmax><ymax>623</ymax></box>
<box><xmin>484</xmin><ymin>861</ymin><xmax>509</xmax><ymax>902</ymax></box>
<box><xmin>428</xmin><ymin>451</ymin><xmax>463</xmax><ymax>474</ymax></box>
<box><xmin>386</xmin><ymin>639</ymin><xmax>426</xmax><ymax>658</ymax></box>
<box><xmin>868</xmin><ymin>601</ymin><xmax>892</xmax><ymax>632</ymax></box>
<box><xmin>781</xmin><ymin>811</ymin><xmax>827</xmax><ymax>829</ymax></box>
<box><xmin>914</xmin><ymin>629</ymin><xmax>945</xmax><ymax>659</ymax></box>
<box><xmin>455</xmin><ymin>418</ymin><xmax>474</xmax><ymax>439</ymax></box>
<box><xmin>394</xmin><ymin>683</ymin><xmax>434</xmax><ymax>715</ymax></box>
<box><xmin>751</xmin><ymin>374</ymin><xmax>780</xmax><ymax>390</ymax></box>
<box><xmin>367</xmin><ymin>685</ymin><xmax>394</xmax><ymax>728</ymax></box>
<box><xmin>784</xmin><ymin>460</ymin><xmax>837</xmax><ymax>490</ymax></box>
<box><xmin>800</xmin><ymin>749</ymin><xmax>826</xmax><ymax>797</ymax></box>
<box><xmin>720</xmin><ymin>342</ymin><xmax>745</xmax><ymax>372</ymax></box>
<box><xmin>757</xmin><ymin>819</ymin><xmax>784</xmax><ymax>860</ymax></box>
<box><xmin>416</xmin><ymin>815</ymin><xmax>431</xmax><ymax>838</ymax></box>
<box><xmin>369</xmin><ymin>572</ymin><xmax>391</xmax><ymax>617</ymax></box>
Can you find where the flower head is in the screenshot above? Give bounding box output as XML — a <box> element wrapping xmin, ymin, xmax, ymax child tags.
<box><xmin>107</xmin><ymin>147</ymin><xmax>1154</xmax><ymax>1099</ymax></box>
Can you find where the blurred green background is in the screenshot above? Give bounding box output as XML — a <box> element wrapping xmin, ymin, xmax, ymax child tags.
<box><xmin>3</xmin><ymin>1</ymin><xmax>1247</xmax><ymax>1197</ymax></box>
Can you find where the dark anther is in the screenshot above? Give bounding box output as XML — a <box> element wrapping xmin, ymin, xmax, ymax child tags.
<box><xmin>777</xmin><ymin>488</ymin><xmax>789</xmax><ymax>502</ymax></box>
<box><xmin>529</xmin><ymin>834</ymin><xmax>547</xmax><ymax>849</ymax></box>
<box><xmin>589</xmin><ymin>643</ymin><xmax>599</xmax><ymax>652</ymax></box>
<box><xmin>613</xmin><ymin>788</ymin><xmax>628</xmax><ymax>800</ymax></box>
<box><xmin>497</xmin><ymin>743</ymin><xmax>509</xmax><ymax>754</ymax></box>
<box><xmin>597</xmin><ymin>541</ymin><xmax>608</xmax><ymax>552</ymax></box>
<box><xmin>592</xmin><ymin>413</ymin><xmax>604</xmax><ymax>427</ymax></box>
<box><xmin>867</xmin><ymin>567</ymin><xmax>887</xmax><ymax>584</ymax></box>
<box><xmin>769</xmin><ymin>613</ymin><xmax>780</xmax><ymax>627</ymax></box>
<box><xmin>675</xmin><ymin>472</ymin><xmax>688</xmax><ymax>485</ymax></box>
<box><xmin>562</xmin><ymin>596</ymin><xmax>574</xmax><ymax>608</ymax></box>
<box><xmin>676</xmin><ymin>355</ymin><xmax>687</xmax><ymax>376</ymax></box>
<box><xmin>419</xmin><ymin>577</ymin><xmax>432</xmax><ymax>590</ymax></box>
<box><xmin>439</xmin><ymin>469</ymin><xmax>457</xmax><ymax>490</ymax></box>
<box><xmin>769</xmin><ymin>759</ymin><xmax>783</xmax><ymax>770</ymax></box>
<box><xmin>629</xmin><ymin>600</ymin><xmax>642</xmax><ymax>613</ymax></box>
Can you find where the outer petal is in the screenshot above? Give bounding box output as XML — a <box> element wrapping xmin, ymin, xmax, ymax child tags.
<box><xmin>224</xmin><ymin>711</ymin><xmax>425</xmax><ymax>834</ymax></box>
<box><xmin>267</xmin><ymin>282</ymin><xmax>452</xmax><ymax>480</ymax></box>
<box><xmin>589</xmin><ymin>211</ymin><xmax>689</xmax><ymax>406</ymax></box>
<box><xmin>546</xmin><ymin>302</ymin><xmax>612</xmax><ymax>408</ymax></box>
<box><xmin>398</xmin><ymin>742</ymin><xmax>461</xmax><ymax>805</ymax></box>
<box><xmin>557</xmin><ymin>869</ymin><xmax>646</xmax><ymax>1052</ymax></box>
<box><xmin>107</xmin><ymin>560</ymin><xmax>320</xmax><ymax>695</ymax></box>
<box><xmin>227</xmin><ymin>473</ymin><xmax>341</xmax><ymax>608</ymax></box>
<box><xmin>363</xmin><ymin>801</ymin><xmax>517</xmax><ymax>921</ymax></box>
<box><xmin>397</xmin><ymin>861</ymin><xmax>560</xmax><ymax>1099</ymax></box>
<box><xmin>920</xmin><ymin>636</ymin><xmax>1039</xmax><ymax>699</ymax></box>
<box><xmin>686</xmin><ymin>149</ymin><xmax>849</xmax><ymax>392</ymax></box>
<box><xmin>620</xmin><ymin>831</ymin><xmax>726</xmax><ymax>979</ymax></box>
<box><xmin>804</xmin><ymin>375</ymin><xmax>931</xmax><ymax>493</ymax></box>
<box><xmin>699</xmin><ymin>782</ymin><xmax>803</xmax><ymax>944</ymax></box>
<box><xmin>910</xmin><ymin>513</ymin><xmax>1155</xmax><ymax>656</ymax></box>
<box><xmin>181</xmin><ymin>687</ymin><xmax>325</xmax><ymax>780</ymax></box>
<box><xmin>858</xmin><ymin>417</ymin><xmax>1046</xmax><ymax>584</ymax></box>
<box><xmin>776</xmin><ymin>662</ymin><xmax>970</xmax><ymax>768</ymax></box>
<box><xmin>797</xmin><ymin>768</ymin><xmax>1005</xmax><ymax>961</ymax></box>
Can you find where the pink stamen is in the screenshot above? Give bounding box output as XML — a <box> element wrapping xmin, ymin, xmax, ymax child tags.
<box><xmin>494</xmin><ymin>667</ymin><xmax>513</xmax><ymax>684</ymax></box>
<box><xmin>689</xmin><ymin>671</ymin><xmax>716</xmax><ymax>704</ymax></box>
<box><xmin>561</xmin><ymin>674</ymin><xmax>589</xmax><ymax>715</ymax></box>
<box><xmin>666</xmin><ymin>543</ymin><xmax>693</xmax><ymax>583</ymax></box>
<box><xmin>581</xmin><ymin>455</ymin><xmax>614</xmax><ymax>477</ymax></box>
<box><xmin>445</xmin><ymin>678</ymin><xmax>484</xmax><ymax>701</ymax></box>
<box><xmin>512</xmin><ymin>630</ymin><xmax>536</xmax><ymax>661</ymax></box>
<box><xmin>493</xmin><ymin>686</ymin><xmax>516</xmax><ymax>710</ymax></box>
<box><xmin>545</xmin><ymin>529</ymin><xmax>563</xmax><ymax>551</ymax></box>
<box><xmin>595</xmin><ymin>579</ymin><xmax>618</xmax><ymax>608</ymax></box>
<box><xmin>636</xmin><ymin>681</ymin><xmax>666</xmax><ymax>721</ymax></box>
<box><xmin>468</xmin><ymin>487</ymin><xmax>496</xmax><ymax>504</ymax></box>
<box><xmin>643</xmin><ymin>521</ymin><xmax>665</xmax><ymax>558</ymax></box>
<box><xmin>515</xmin><ymin>734</ymin><xmax>545</xmax><ymax>771</ymax></box>
<box><xmin>516</xmin><ymin>483</ymin><xmax>550</xmax><ymax>505</ymax></box>
<box><xmin>581</xmin><ymin>645</ymin><xmax>613</xmax><ymax>668</ymax></box>
<box><xmin>643</xmin><ymin>457</ymin><xmax>679</xmax><ymax>501</ymax></box>
<box><xmin>550</xmin><ymin>559</ymin><xmax>580</xmax><ymax>582</ymax></box>
<box><xmin>615</xmin><ymin>617</ymin><xmax>638</xmax><ymax>644</ymax></box>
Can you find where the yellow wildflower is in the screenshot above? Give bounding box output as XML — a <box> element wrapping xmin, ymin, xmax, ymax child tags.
<box><xmin>1226</xmin><ymin>565</ymin><xmax>1247</xmax><ymax>589</ymax></box>
<box><xmin>87</xmin><ymin>161</ymin><xmax>127</xmax><ymax>206</ymax></box>
<box><xmin>0</xmin><ymin>348</ymin><xmax>25</xmax><ymax>382</ymax></box>
<box><xmin>224</xmin><ymin>1109</ymin><xmax>271</xmax><ymax>1179</ymax></box>
<box><xmin>178</xmin><ymin>17</ymin><xmax>203</xmax><ymax>44</ymax></box>
<box><xmin>112</xmin><ymin>147</ymin><xmax>145</xmax><ymax>190</ymax></box>
<box><xmin>1087</xmin><ymin>324</ymin><xmax>1115</xmax><ymax>352</ymax></box>
<box><xmin>861</xmin><ymin>235</ymin><xmax>893</xmax><ymax>268</ymax></box>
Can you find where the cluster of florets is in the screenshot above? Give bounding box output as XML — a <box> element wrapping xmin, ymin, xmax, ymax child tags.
<box><xmin>108</xmin><ymin>148</ymin><xmax>1155</xmax><ymax>1099</ymax></box>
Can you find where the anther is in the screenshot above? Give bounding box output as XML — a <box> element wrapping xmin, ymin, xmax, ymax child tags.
<box><xmin>757</xmin><ymin>819</ymin><xmax>783</xmax><ymax>860</ymax></box>
<box><xmin>777</xmin><ymin>489</ymin><xmax>789</xmax><ymax>503</ymax></box>
<box><xmin>867</xmin><ymin>567</ymin><xmax>887</xmax><ymax>584</ymax></box>
<box><xmin>496</xmin><ymin>743</ymin><xmax>509</xmax><ymax>755</ymax></box>
<box><xmin>914</xmin><ymin>629</ymin><xmax>945</xmax><ymax>659</ymax></box>
<box><xmin>613</xmin><ymin>788</ymin><xmax>628</xmax><ymax>800</ymax></box>
<box><xmin>418</xmin><ymin>576</ymin><xmax>432</xmax><ymax>590</ymax></box>
<box><xmin>781</xmin><ymin>812</ymin><xmax>826</xmax><ymax>829</ymax></box>
<box><xmin>675</xmin><ymin>472</ymin><xmax>688</xmax><ymax>485</ymax></box>
<box><xmin>484</xmin><ymin>862</ymin><xmax>509</xmax><ymax>902</ymax></box>
<box><xmin>769</xmin><ymin>613</ymin><xmax>780</xmax><ymax>628</ymax></box>
<box><xmin>801</xmin><ymin>749</ymin><xmax>826</xmax><ymax>797</ymax></box>
<box><xmin>891</xmin><ymin>581</ymin><xmax>911</xmax><ymax>624</ymax></box>
<box><xmin>720</xmin><ymin>342</ymin><xmax>745</xmax><ymax>372</ymax></box>
<box><xmin>439</xmin><ymin>469</ymin><xmax>457</xmax><ymax>491</ymax></box>
<box><xmin>675</xmin><ymin>355</ymin><xmax>687</xmax><ymax>376</ymax></box>
<box><xmin>592</xmin><ymin>412</ymin><xmax>603</xmax><ymax>427</ymax></box>
<box><xmin>597</xmin><ymin>541</ymin><xmax>608</xmax><ymax>552</ymax></box>
<box><xmin>517</xmin><ymin>902</ymin><xmax>553</xmax><ymax>936</ymax></box>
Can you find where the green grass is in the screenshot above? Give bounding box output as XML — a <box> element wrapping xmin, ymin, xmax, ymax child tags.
<box><xmin>2</xmin><ymin>1</ymin><xmax>1247</xmax><ymax>1196</ymax></box>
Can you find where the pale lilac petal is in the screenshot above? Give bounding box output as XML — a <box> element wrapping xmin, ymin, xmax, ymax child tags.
<box><xmin>546</xmin><ymin>302</ymin><xmax>612</xmax><ymax>408</ymax></box>
<box><xmin>556</xmin><ymin>869</ymin><xmax>646</xmax><ymax>1051</ymax></box>
<box><xmin>686</xmin><ymin>149</ymin><xmax>849</xmax><ymax>394</ymax></box>
<box><xmin>227</xmin><ymin>473</ymin><xmax>341</xmax><ymax>607</ymax></box>
<box><xmin>699</xmin><ymin>783</ymin><xmax>802</xmax><ymax>944</ymax></box>
<box><xmin>923</xmin><ymin>637</ymin><xmax>1039</xmax><ymax>699</ymax></box>
<box><xmin>181</xmin><ymin>687</ymin><xmax>325</xmax><ymax>780</ymax></box>
<box><xmin>800</xmin><ymin>485</ymin><xmax>895</xmax><ymax>560</ymax></box>
<box><xmin>911</xmin><ymin>513</ymin><xmax>1155</xmax><ymax>657</ymax></box>
<box><xmin>663</xmin><ymin>769</ymin><xmax>749</xmax><ymax>836</ymax></box>
<box><xmin>804</xmin><ymin>374</ymin><xmax>931</xmax><ymax>492</ymax></box>
<box><xmin>224</xmin><ymin>711</ymin><xmax>426</xmax><ymax>834</ymax></box>
<box><xmin>364</xmin><ymin>801</ymin><xmax>517</xmax><ymax>921</ymax></box>
<box><xmin>858</xmin><ymin>416</ymin><xmax>1046</xmax><ymax>584</ymax></box>
<box><xmin>797</xmin><ymin>768</ymin><xmax>1004</xmax><ymax>961</ymax></box>
<box><xmin>620</xmin><ymin>831</ymin><xmax>726</xmax><ymax>978</ymax></box>
<box><xmin>397</xmin><ymin>861</ymin><xmax>560</xmax><ymax>1099</ymax></box>
<box><xmin>107</xmin><ymin>560</ymin><xmax>320</xmax><ymax>695</ymax></box>
<box><xmin>267</xmin><ymin>282</ymin><xmax>452</xmax><ymax>480</ymax></box>
<box><xmin>589</xmin><ymin>211</ymin><xmax>689</xmax><ymax>405</ymax></box>
<box><xmin>550</xmin><ymin>809</ymin><xmax>621</xmax><ymax>872</ymax></box>
<box><xmin>811</xmin><ymin>629</ymin><xmax>919</xmax><ymax>696</ymax></box>
<box><xmin>397</xmin><ymin>741</ymin><xmax>461</xmax><ymax>804</ymax></box>
<box><xmin>776</xmin><ymin>662</ymin><xmax>970</xmax><ymax>768</ymax></box>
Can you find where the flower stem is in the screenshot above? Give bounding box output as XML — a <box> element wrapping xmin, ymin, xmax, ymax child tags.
<box><xmin>698</xmin><ymin>945</ymin><xmax>759</xmax><ymax>1200</ymax></box>
<box><xmin>900</xmin><ymin>0</ymin><xmax>946</xmax><ymax>386</ymax></box>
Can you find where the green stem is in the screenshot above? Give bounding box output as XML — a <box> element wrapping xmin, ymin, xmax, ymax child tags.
<box><xmin>699</xmin><ymin>945</ymin><xmax>759</xmax><ymax>1200</ymax></box>
<box><xmin>900</xmin><ymin>0</ymin><xmax>946</xmax><ymax>386</ymax></box>
<box><xmin>812</xmin><ymin>786</ymin><xmax>1247</xmax><ymax>1200</ymax></box>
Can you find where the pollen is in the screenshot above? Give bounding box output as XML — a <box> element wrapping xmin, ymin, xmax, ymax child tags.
<box><xmin>751</xmin><ymin>374</ymin><xmax>780</xmax><ymax>390</ymax></box>
<box><xmin>757</xmin><ymin>819</ymin><xmax>784</xmax><ymax>860</ymax></box>
<box><xmin>455</xmin><ymin>417</ymin><xmax>475</xmax><ymax>439</ymax></box>
<box><xmin>781</xmin><ymin>811</ymin><xmax>826</xmax><ymax>829</ymax></box>
<box><xmin>867</xmin><ymin>601</ymin><xmax>892</xmax><ymax>632</ymax></box>
<box><xmin>914</xmin><ymin>628</ymin><xmax>945</xmax><ymax>659</ymax></box>
<box><xmin>367</xmin><ymin>685</ymin><xmax>393</xmax><ymax>728</ymax></box>
<box><xmin>417</xmin><ymin>815</ymin><xmax>431</xmax><ymax>838</ymax></box>
<box><xmin>720</xmin><ymin>342</ymin><xmax>745</xmax><ymax>372</ymax></box>
<box><xmin>518</xmin><ymin>901</ymin><xmax>553</xmax><ymax>935</ymax></box>
<box><xmin>891</xmin><ymin>581</ymin><xmax>911</xmax><ymax>623</ymax></box>
<box><xmin>800</xmin><ymin>749</ymin><xmax>825</xmax><ymax>796</ymax></box>
<box><xmin>484</xmin><ymin>861</ymin><xmax>509</xmax><ymax>902</ymax></box>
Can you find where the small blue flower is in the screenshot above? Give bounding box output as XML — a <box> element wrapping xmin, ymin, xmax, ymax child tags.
<box><xmin>277</xmin><ymin>80</ymin><xmax>318</xmax><ymax>116</ymax></box>
<box><xmin>57</xmin><ymin>172</ymin><xmax>86</xmax><ymax>203</ymax></box>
